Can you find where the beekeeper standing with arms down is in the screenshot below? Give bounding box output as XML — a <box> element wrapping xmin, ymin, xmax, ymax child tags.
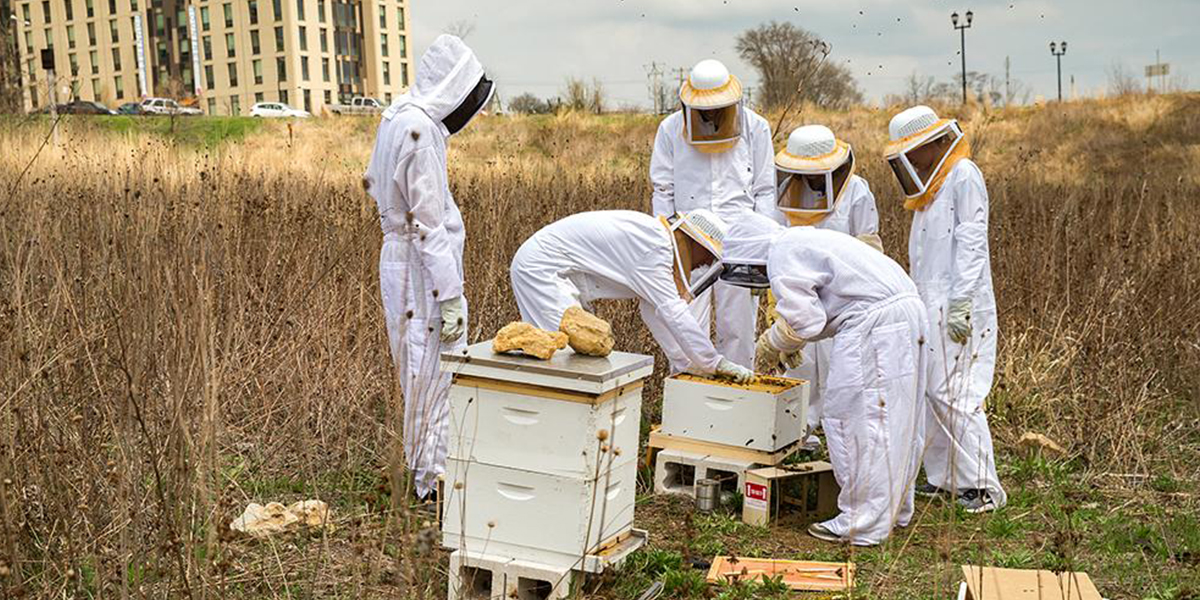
<box><xmin>649</xmin><ymin>59</ymin><xmax>775</xmax><ymax>370</ymax></box>
<box><xmin>363</xmin><ymin>34</ymin><xmax>494</xmax><ymax>501</ymax></box>
<box><xmin>719</xmin><ymin>213</ymin><xmax>927</xmax><ymax>546</ymax></box>
<box><xmin>767</xmin><ymin>124</ymin><xmax>882</xmax><ymax>451</ymax></box>
<box><xmin>883</xmin><ymin>105</ymin><xmax>1005</xmax><ymax>513</ymax></box>
<box><xmin>510</xmin><ymin>209</ymin><xmax>753</xmax><ymax>383</ymax></box>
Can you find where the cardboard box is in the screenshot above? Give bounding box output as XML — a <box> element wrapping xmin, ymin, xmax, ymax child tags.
<box><xmin>959</xmin><ymin>566</ymin><xmax>1104</xmax><ymax>600</ymax></box>
<box><xmin>741</xmin><ymin>462</ymin><xmax>839</xmax><ymax>527</ymax></box>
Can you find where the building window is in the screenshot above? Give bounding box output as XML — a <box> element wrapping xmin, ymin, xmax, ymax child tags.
<box><xmin>41</xmin><ymin>0</ymin><xmax>48</xmax><ymax>21</ymax></box>
<box><xmin>249</xmin><ymin>0</ymin><xmax>258</xmax><ymax>25</ymax></box>
<box><xmin>272</xmin><ymin>0</ymin><xmax>281</xmax><ymax>21</ymax></box>
<box><xmin>87</xmin><ymin>22</ymin><xmax>96</xmax><ymax>46</ymax></box>
<box><xmin>111</xmin><ymin>46</ymin><xmax>120</xmax><ymax>69</ymax></box>
<box><xmin>69</xmin><ymin>53</ymin><xmax>78</xmax><ymax>75</ymax></box>
<box><xmin>253</xmin><ymin>59</ymin><xmax>262</xmax><ymax>84</ymax></box>
<box><xmin>383</xmin><ymin>61</ymin><xmax>390</xmax><ymax>85</ymax></box>
<box><xmin>230</xmin><ymin>95</ymin><xmax>240</xmax><ymax>114</ymax></box>
<box><xmin>205</xmin><ymin>65</ymin><xmax>213</xmax><ymax>89</ymax></box>
<box><xmin>250</xmin><ymin>29</ymin><xmax>260</xmax><ymax>54</ymax></box>
<box><xmin>130</xmin><ymin>0</ymin><xmax>136</xmax><ymax>11</ymax></box>
<box><xmin>109</xmin><ymin>19</ymin><xmax>118</xmax><ymax>42</ymax></box>
<box><xmin>86</xmin><ymin>0</ymin><xmax>94</xmax><ymax>18</ymax></box>
<box><xmin>295</xmin><ymin>0</ymin><xmax>304</xmax><ymax>20</ymax></box>
<box><xmin>255</xmin><ymin>91</ymin><xmax>263</xmax><ymax>102</ymax></box>
<box><xmin>228</xmin><ymin>62</ymin><xmax>237</xmax><ymax>86</ymax></box>
<box><xmin>67</xmin><ymin>25</ymin><xmax>76</xmax><ymax>49</ymax></box>
<box><xmin>301</xmin><ymin>56</ymin><xmax>309</xmax><ymax>81</ymax></box>
<box><xmin>43</xmin><ymin>27</ymin><xmax>51</xmax><ymax>49</ymax></box>
<box><xmin>321</xmin><ymin>57</ymin><xmax>328</xmax><ymax>82</ymax></box>
<box><xmin>276</xmin><ymin>56</ymin><xmax>286</xmax><ymax>81</ymax></box>
<box><xmin>23</xmin><ymin>3</ymin><xmax>31</xmax><ymax>21</ymax></box>
<box><xmin>90</xmin><ymin>78</ymin><xmax>99</xmax><ymax>98</ymax></box>
<box><xmin>89</xmin><ymin>50</ymin><xmax>98</xmax><ymax>74</ymax></box>
<box><xmin>24</xmin><ymin>30</ymin><xmax>32</xmax><ymax>53</ymax></box>
<box><xmin>303</xmin><ymin>88</ymin><xmax>310</xmax><ymax>112</ymax></box>
<box><xmin>115</xmin><ymin>75</ymin><xmax>123</xmax><ymax>98</ymax></box>
<box><xmin>63</xmin><ymin>0</ymin><xmax>73</xmax><ymax>21</ymax></box>
<box><xmin>323</xmin><ymin>89</ymin><xmax>329</xmax><ymax>105</ymax></box>
<box><xmin>274</xmin><ymin>25</ymin><xmax>283</xmax><ymax>51</ymax></box>
<box><xmin>223</xmin><ymin>3</ymin><xmax>232</xmax><ymax>28</ymax></box>
<box><xmin>379</xmin><ymin>5</ymin><xmax>385</xmax><ymax>28</ymax></box>
<box><xmin>225</xmin><ymin>32</ymin><xmax>235</xmax><ymax>57</ymax></box>
<box><xmin>202</xmin><ymin>36</ymin><xmax>211</xmax><ymax>60</ymax></box>
<box><xmin>206</xmin><ymin>97</ymin><xmax>215</xmax><ymax>114</ymax></box>
<box><xmin>401</xmin><ymin>65</ymin><xmax>407</xmax><ymax>86</ymax></box>
<box><xmin>398</xmin><ymin>35</ymin><xmax>405</xmax><ymax>58</ymax></box>
<box><xmin>397</xmin><ymin>7</ymin><xmax>404</xmax><ymax>29</ymax></box>
<box><xmin>298</xmin><ymin>25</ymin><xmax>306</xmax><ymax>51</ymax></box>
<box><xmin>279</xmin><ymin>88</ymin><xmax>287</xmax><ymax>103</ymax></box>
<box><xmin>317</xmin><ymin>0</ymin><xmax>325</xmax><ymax>23</ymax></box>
<box><xmin>107</xmin><ymin>0</ymin><xmax>114</xmax><ymax>14</ymax></box>
<box><xmin>200</xmin><ymin>7</ymin><xmax>209</xmax><ymax>31</ymax></box>
<box><xmin>380</xmin><ymin>33</ymin><xmax>387</xmax><ymax>57</ymax></box>
<box><xmin>319</xmin><ymin>27</ymin><xmax>327</xmax><ymax>52</ymax></box>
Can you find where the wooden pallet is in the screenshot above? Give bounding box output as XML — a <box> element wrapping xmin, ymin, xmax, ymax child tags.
<box><xmin>706</xmin><ymin>556</ymin><xmax>854</xmax><ymax>591</ymax></box>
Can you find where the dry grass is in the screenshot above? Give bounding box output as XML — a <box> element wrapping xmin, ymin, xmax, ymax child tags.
<box><xmin>1</xmin><ymin>93</ymin><xmax>1198</xmax><ymax>598</ymax></box>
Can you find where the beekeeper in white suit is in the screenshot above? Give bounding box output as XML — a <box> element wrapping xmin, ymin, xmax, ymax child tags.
<box><xmin>363</xmin><ymin>34</ymin><xmax>493</xmax><ymax>500</ymax></box>
<box><xmin>767</xmin><ymin>124</ymin><xmax>882</xmax><ymax>452</ymax></box>
<box><xmin>510</xmin><ymin>209</ymin><xmax>753</xmax><ymax>383</ymax></box>
<box><xmin>884</xmin><ymin>105</ymin><xmax>1005</xmax><ymax>513</ymax></box>
<box><xmin>719</xmin><ymin>212</ymin><xmax>927</xmax><ymax>546</ymax></box>
<box><xmin>650</xmin><ymin>59</ymin><xmax>775</xmax><ymax>369</ymax></box>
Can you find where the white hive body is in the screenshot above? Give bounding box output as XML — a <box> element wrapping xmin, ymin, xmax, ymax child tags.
<box><xmin>440</xmin><ymin>342</ymin><xmax>653</xmax><ymax>570</ymax></box>
<box><xmin>660</xmin><ymin>375</ymin><xmax>809</xmax><ymax>453</ymax></box>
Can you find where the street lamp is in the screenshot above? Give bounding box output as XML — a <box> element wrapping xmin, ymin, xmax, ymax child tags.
<box><xmin>1050</xmin><ymin>41</ymin><xmax>1067</xmax><ymax>102</ymax></box>
<box><xmin>951</xmin><ymin>10</ymin><xmax>974</xmax><ymax>104</ymax></box>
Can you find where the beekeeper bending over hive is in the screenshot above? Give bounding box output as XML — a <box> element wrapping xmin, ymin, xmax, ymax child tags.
<box><xmin>510</xmin><ymin>209</ymin><xmax>753</xmax><ymax>383</ymax></box>
<box><xmin>718</xmin><ymin>212</ymin><xmax>927</xmax><ymax>546</ymax></box>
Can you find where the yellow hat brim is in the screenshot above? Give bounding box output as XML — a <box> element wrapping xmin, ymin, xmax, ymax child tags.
<box><xmin>775</xmin><ymin>140</ymin><xmax>852</xmax><ymax>173</ymax></box>
<box><xmin>680</xmin><ymin>75</ymin><xmax>743</xmax><ymax>109</ymax></box>
<box><xmin>884</xmin><ymin>118</ymin><xmax>955</xmax><ymax>158</ymax></box>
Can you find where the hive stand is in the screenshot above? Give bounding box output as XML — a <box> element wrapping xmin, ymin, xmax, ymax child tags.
<box><xmin>449</xmin><ymin>550</ymin><xmax>577</xmax><ymax>600</ymax></box>
<box><xmin>646</xmin><ymin>426</ymin><xmax>802</xmax><ymax>499</ymax></box>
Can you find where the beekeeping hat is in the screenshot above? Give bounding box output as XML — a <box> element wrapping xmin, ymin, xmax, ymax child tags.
<box><xmin>663</xmin><ymin>209</ymin><xmax>728</xmax><ymax>301</ymax></box>
<box><xmin>679</xmin><ymin>59</ymin><xmax>744</xmax><ymax>150</ymax></box>
<box><xmin>718</xmin><ymin>212</ymin><xmax>784</xmax><ymax>290</ymax></box>
<box><xmin>883</xmin><ymin>105</ymin><xmax>965</xmax><ymax>200</ymax></box>
<box><xmin>774</xmin><ymin>125</ymin><xmax>856</xmax><ymax>225</ymax></box>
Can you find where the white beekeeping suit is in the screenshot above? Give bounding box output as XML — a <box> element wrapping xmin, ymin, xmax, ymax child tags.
<box><xmin>765</xmin><ymin>125</ymin><xmax>882</xmax><ymax>448</ymax></box>
<box><xmin>721</xmin><ymin>213</ymin><xmax>927</xmax><ymax>547</ymax></box>
<box><xmin>363</xmin><ymin>34</ymin><xmax>494</xmax><ymax>499</ymax></box>
<box><xmin>885</xmin><ymin>105</ymin><xmax>1004</xmax><ymax>513</ymax></box>
<box><xmin>649</xmin><ymin>59</ymin><xmax>775</xmax><ymax>369</ymax></box>
<box><xmin>510</xmin><ymin>210</ymin><xmax>752</xmax><ymax>382</ymax></box>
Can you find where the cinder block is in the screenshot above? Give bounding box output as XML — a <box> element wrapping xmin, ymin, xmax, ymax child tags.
<box><xmin>448</xmin><ymin>550</ymin><xmax>510</xmax><ymax>600</ymax></box>
<box><xmin>504</xmin><ymin>559</ymin><xmax>577</xmax><ymax>600</ymax></box>
<box><xmin>653</xmin><ymin>448</ymin><xmax>758</xmax><ymax>499</ymax></box>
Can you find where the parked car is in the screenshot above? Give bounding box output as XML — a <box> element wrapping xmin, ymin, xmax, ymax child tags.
<box><xmin>328</xmin><ymin>96</ymin><xmax>384</xmax><ymax>115</ymax></box>
<box><xmin>57</xmin><ymin>100</ymin><xmax>117</xmax><ymax>115</ymax></box>
<box><xmin>249</xmin><ymin>102</ymin><xmax>311</xmax><ymax>118</ymax></box>
<box><xmin>139</xmin><ymin>97</ymin><xmax>202</xmax><ymax>116</ymax></box>
<box><xmin>117</xmin><ymin>102</ymin><xmax>143</xmax><ymax>115</ymax></box>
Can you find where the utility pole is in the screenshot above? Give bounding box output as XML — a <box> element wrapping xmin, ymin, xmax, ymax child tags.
<box><xmin>1004</xmin><ymin>56</ymin><xmax>1011</xmax><ymax>107</ymax></box>
<box><xmin>951</xmin><ymin>10</ymin><xmax>974</xmax><ymax>105</ymax></box>
<box><xmin>644</xmin><ymin>61</ymin><xmax>667</xmax><ymax>114</ymax></box>
<box><xmin>1050</xmin><ymin>41</ymin><xmax>1067</xmax><ymax>102</ymax></box>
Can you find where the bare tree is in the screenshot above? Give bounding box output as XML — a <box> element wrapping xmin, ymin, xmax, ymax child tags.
<box><xmin>508</xmin><ymin>92</ymin><xmax>550</xmax><ymax>115</ymax></box>
<box><xmin>444</xmin><ymin>19</ymin><xmax>475</xmax><ymax>40</ymax></box>
<box><xmin>0</xmin><ymin>0</ymin><xmax>23</xmax><ymax>112</ymax></box>
<box><xmin>1106</xmin><ymin>61</ymin><xmax>1142</xmax><ymax>97</ymax></box>
<box><xmin>735</xmin><ymin>21</ymin><xmax>862</xmax><ymax>111</ymax></box>
<box><xmin>560</xmin><ymin>77</ymin><xmax>604</xmax><ymax>114</ymax></box>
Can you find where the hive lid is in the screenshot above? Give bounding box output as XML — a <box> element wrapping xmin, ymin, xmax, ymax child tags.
<box><xmin>442</xmin><ymin>340</ymin><xmax>654</xmax><ymax>394</ymax></box>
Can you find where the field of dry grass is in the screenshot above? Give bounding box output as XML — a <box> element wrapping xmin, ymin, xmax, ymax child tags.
<box><xmin>1</xmin><ymin>93</ymin><xmax>1198</xmax><ymax>599</ymax></box>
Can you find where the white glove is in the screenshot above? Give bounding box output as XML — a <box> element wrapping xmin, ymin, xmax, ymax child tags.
<box><xmin>439</xmin><ymin>296</ymin><xmax>466</xmax><ymax>343</ymax></box>
<box><xmin>947</xmin><ymin>297</ymin><xmax>972</xmax><ymax>345</ymax></box>
<box><xmin>714</xmin><ymin>358</ymin><xmax>754</xmax><ymax>384</ymax></box>
<box><xmin>755</xmin><ymin>330</ymin><xmax>805</xmax><ymax>375</ymax></box>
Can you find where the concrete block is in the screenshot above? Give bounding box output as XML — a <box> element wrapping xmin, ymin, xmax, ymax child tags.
<box><xmin>653</xmin><ymin>448</ymin><xmax>758</xmax><ymax>500</ymax></box>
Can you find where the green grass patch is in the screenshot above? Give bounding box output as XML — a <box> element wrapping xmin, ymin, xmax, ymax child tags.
<box><xmin>90</xmin><ymin>115</ymin><xmax>266</xmax><ymax>146</ymax></box>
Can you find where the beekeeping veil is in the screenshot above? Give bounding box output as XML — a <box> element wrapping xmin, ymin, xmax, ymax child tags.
<box><xmin>775</xmin><ymin>125</ymin><xmax>857</xmax><ymax>227</ymax></box>
<box><xmin>383</xmin><ymin>34</ymin><xmax>493</xmax><ymax>135</ymax></box>
<box><xmin>719</xmin><ymin>212</ymin><xmax>785</xmax><ymax>290</ymax></box>
<box><xmin>661</xmin><ymin>209</ymin><xmax>728</xmax><ymax>301</ymax></box>
<box><xmin>679</xmin><ymin>59</ymin><xmax>745</xmax><ymax>154</ymax></box>
<box><xmin>883</xmin><ymin>105</ymin><xmax>971</xmax><ymax>211</ymax></box>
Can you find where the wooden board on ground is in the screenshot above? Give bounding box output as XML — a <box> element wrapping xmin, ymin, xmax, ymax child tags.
<box><xmin>960</xmin><ymin>566</ymin><xmax>1103</xmax><ymax>600</ymax></box>
<box><xmin>706</xmin><ymin>556</ymin><xmax>854</xmax><ymax>591</ymax></box>
<box><xmin>646</xmin><ymin>425</ymin><xmax>800</xmax><ymax>465</ymax></box>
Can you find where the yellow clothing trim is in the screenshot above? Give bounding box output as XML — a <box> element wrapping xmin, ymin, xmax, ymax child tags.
<box><xmin>904</xmin><ymin>136</ymin><xmax>972</xmax><ymax>211</ymax></box>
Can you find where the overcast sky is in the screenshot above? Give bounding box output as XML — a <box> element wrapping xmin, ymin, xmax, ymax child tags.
<box><xmin>408</xmin><ymin>0</ymin><xmax>1197</xmax><ymax>108</ymax></box>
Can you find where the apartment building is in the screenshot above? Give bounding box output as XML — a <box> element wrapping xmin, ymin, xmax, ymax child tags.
<box><xmin>11</xmin><ymin>0</ymin><xmax>413</xmax><ymax>115</ymax></box>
